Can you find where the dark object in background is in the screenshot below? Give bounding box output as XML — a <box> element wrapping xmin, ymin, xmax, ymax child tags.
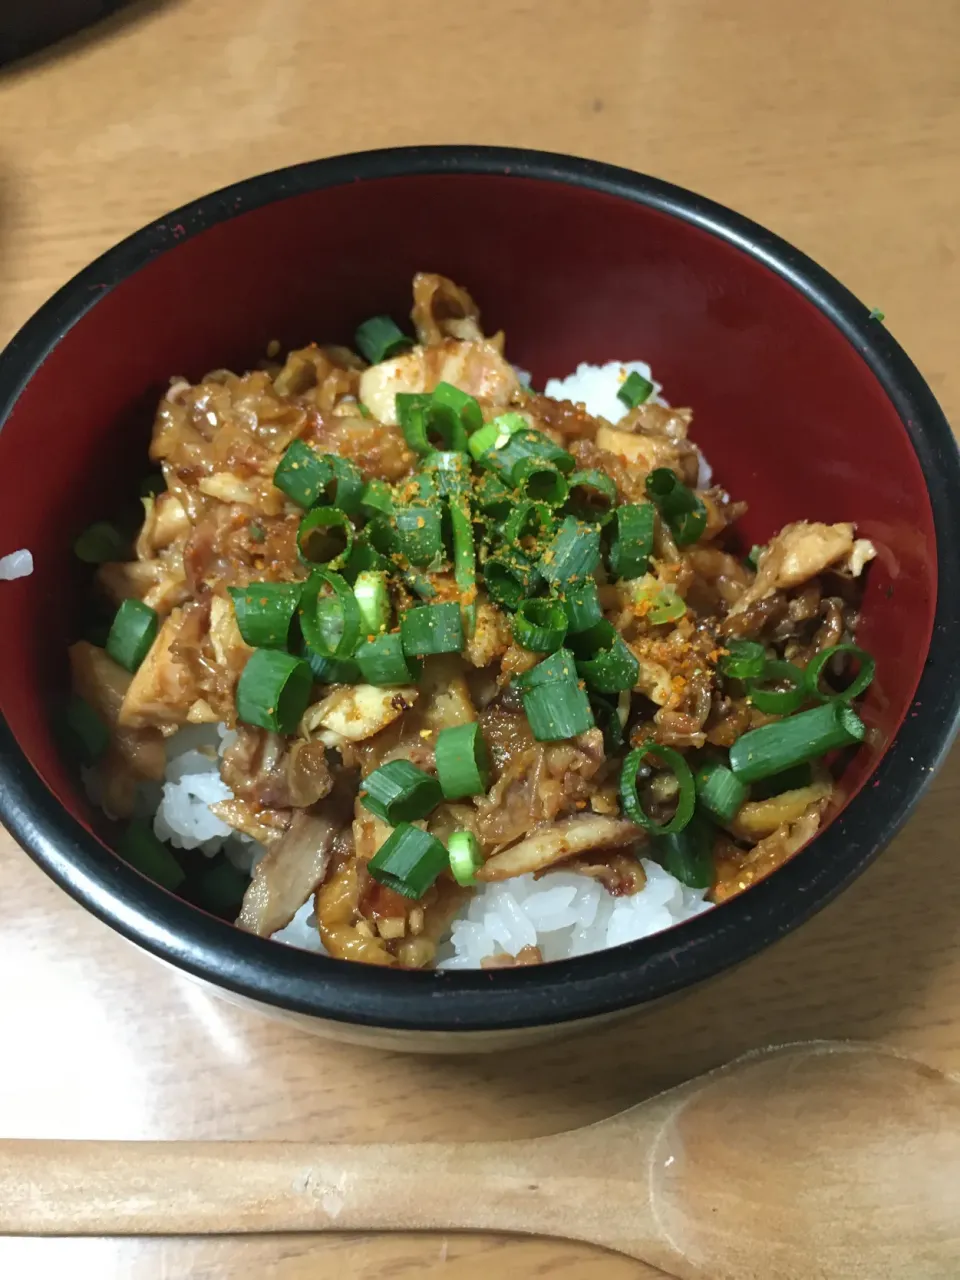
<box><xmin>0</xmin><ymin>1</ymin><xmax>130</xmax><ymax>66</ymax></box>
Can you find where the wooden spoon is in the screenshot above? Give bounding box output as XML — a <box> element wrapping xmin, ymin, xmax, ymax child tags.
<box><xmin>1</xmin><ymin>1041</ymin><xmax>958</xmax><ymax>1278</ymax></box>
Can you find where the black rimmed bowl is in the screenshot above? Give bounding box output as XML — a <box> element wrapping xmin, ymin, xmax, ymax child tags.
<box><xmin>1</xmin><ymin>146</ymin><xmax>958</xmax><ymax>1053</ymax></box>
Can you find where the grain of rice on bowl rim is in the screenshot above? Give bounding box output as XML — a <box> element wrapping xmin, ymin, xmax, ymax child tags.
<box><xmin>62</xmin><ymin>272</ymin><xmax>877</xmax><ymax>971</ymax></box>
<box><xmin>0</xmin><ymin>549</ymin><xmax>33</xmax><ymax>580</ymax></box>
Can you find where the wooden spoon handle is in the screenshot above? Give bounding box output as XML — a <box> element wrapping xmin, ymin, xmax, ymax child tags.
<box><xmin>0</xmin><ymin>1139</ymin><xmax>502</xmax><ymax>1234</ymax></box>
<box><xmin>0</xmin><ymin>1136</ymin><xmax>636</xmax><ymax>1244</ymax></box>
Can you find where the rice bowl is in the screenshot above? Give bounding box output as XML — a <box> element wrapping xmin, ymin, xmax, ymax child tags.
<box><xmin>1</xmin><ymin>146</ymin><xmax>954</xmax><ymax>1047</ymax></box>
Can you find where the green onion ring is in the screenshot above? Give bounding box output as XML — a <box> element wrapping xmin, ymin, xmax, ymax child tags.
<box><xmin>619</xmin><ymin>741</ymin><xmax>696</xmax><ymax>835</ymax></box>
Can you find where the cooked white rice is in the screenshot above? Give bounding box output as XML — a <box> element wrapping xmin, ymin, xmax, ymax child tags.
<box><xmin>544</xmin><ymin>359</ymin><xmax>664</xmax><ymax>422</ymax></box>
<box><xmin>0</xmin><ymin>549</ymin><xmax>33</xmax><ymax>580</ymax></box>
<box><xmin>132</xmin><ymin>358</ymin><xmax>716</xmax><ymax>965</ymax></box>
<box><xmin>436</xmin><ymin>864</ymin><xmax>710</xmax><ymax>968</ymax></box>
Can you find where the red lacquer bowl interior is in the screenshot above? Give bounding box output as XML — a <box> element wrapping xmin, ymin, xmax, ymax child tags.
<box><xmin>0</xmin><ymin>171</ymin><xmax>933</xmax><ymax>833</ymax></box>
<box><xmin>0</xmin><ymin>152</ymin><xmax>952</xmax><ymax>1033</ymax></box>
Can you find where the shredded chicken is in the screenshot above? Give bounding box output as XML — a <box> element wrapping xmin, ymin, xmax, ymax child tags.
<box><xmin>476</xmin><ymin>814</ymin><xmax>641</xmax><ymax>881</ymax></box>
<box><xmin>730</xmin><ymin>522</ymin><xmax>872</xmax><ymax>614</ymax></box>
<box><xmin>729</xmin><ymin>780</ymin><xmax>833</xmax><ymax>841</ymax></box>
<box><xmin>411</xmin><ymin>272</ymin><xmax>483</xmax><ymax>345</ymax></box>
<box><xmin>303</xmin><ymin>684</ymin><xmax>419</xmax><ymax>742</ymax></box>
<box><xmin>359</xmin><ymin>338</ymin><xmax>519</xmax><ymax>426</ymax></box>
<box><xmin>481</xmin><ymin>945</ymin><xmax>543</xmax><ymax>969</ymax></box>
<box><xmin>237</xmin><ymin>808</ymin><xmax>345</xmax><ymax>936</ymax></box>
<box><xmin>711</xmin><ymin>801</ymin><xmax>828</xmax><ymax>903</ymax></box>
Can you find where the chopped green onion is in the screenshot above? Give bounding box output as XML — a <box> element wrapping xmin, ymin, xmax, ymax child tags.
<box><xmin>563</xmin><ymin>580</ymin><xmax>603</xmax><ymax>633</ymax></box>
<box><xmin>248</xmin><ymin>522</ymin><xmax>266</xmax><ymax>544</ymax></box>
<box><xmin>106</xmin><ymin>599</ymin><xmax>158</xmax><ymax>672</ymax></box>
<box><xmin>645</xmin><ymin>468</ymin><xmax>708</xmax><ymax>546</ymax></box>
<box><xmin>357</xmin><ymin>402</ymin><xmax>372</xmax><ymax>418</ymax></box>
<box><xmin>196</xmin><ymin>860</ymin><xmax>250</xmax><ymax>915</ymax></box>
<box><xmin>298</xmin><ymin>570</ymin><xmax>361</xmax><ymax>659</ymax></box>
<box><xmin>301</xmin><ymin>646</ymin><xmax>360</xmax><ymax>685</ymax></box>
<box><xmin>400</xmin><ymin>602</ymin><xmax>464</xmax><ymax>656</ymax></box>
<box><xmin>340</xmin><ymin>531</ymin><xmax>392</xmax><ymax>583</ymax></box>
<box><xmin>355</xmin><ymin>315</ymin><xmax>411</xmax><ymax>364</ymax></box>
<box><xmin>409</xmin><ymin>470</ymin><xmax>439</xmax><ymax>502</ymax></box>
<box><xmin>483</xmin><ymin>549</ymin><xmax>536</xmax><ymax>610</ymax></box>
<box><xmin>321</xmin><ymin>455</ymin><xmax>364</xmax><ymax>517</ymax></box>
<box><xmin>641</xmin><ymin>583</ymin><xmax>686</xmax><ymax>625</ymax></box>
<box><xmin>620</xmin><ymin>742</ymin><xmax>696</xmax><ymax>835</ymax></box>
<box><xmin>228</xmin><ymin>583</ymin><xmax>300</xmax><ymax>649</ymax></box>
<box><xmin>447</xmin><ymin>831</ymin><xmax>483</xmax><ymax>887</ymax></box>
<box><xmin>480</xmin><ymin>427</ymin><xmax>576</xmax><ymax>484</ymax></box>
<box><xmin>436</xmin><ymin>722</ymin><xmax>490</xmax><ymax>799</ymax></box>
<box><xmin>466</xmin><ymin>421</ymin><xmax>502</xmax><ymax>461</ymax></box>
<box><xmin>398</xmin><ymin>392</ymin><xmax>472</xmax><ymax>455</ymax></box>
<box><xmin>539</xmin><ymin>516</ymin><xmax>602</xmax><ymax>586</ymax></box>
<box><xmin>502</xmin><ymin>500</ymin><xmax>555</xmax><ymax>545</ymax></box>
<box><xmin>117</xmin><ymin>820</ymin><xmax>185</xmax><ymax>891</ymax></box>
<box><xmin>474</xmin><ymin>471</ymin><xmax>514</xmax><ymax>516</ymax></box>
<box><xmin>399</xmin><ymin>566</ymin><xmax>437</xmax><ymax>601</ymax></box>
<box><xmin>273</xmin><ymin>440</ymin><xmax>331</xmax><ymax>508</ymax></box>
<box><xmin>804</xmin><ymin>644</ymin><xmax>876</xmax><ymax>704</ymax></box>
<box><xmin>653</xmin><ymin>811</ymin><xmax>714</xmax><ymax>888</ymax></box>
<box><xmin>360</xmin><ymin>479</ymin><xmax>395</xmax><ymax>521</ymax></box>
<box><xmin>408</xmin><ymin>469</ymin><xmax>440</xmax><ymax>502</ymax></box>
<box><xmin>236</xmin><ymin>648</ymin><xmax>313</xmax><ymax>734</ymax></box>
<box><xmin>516</xmin><ymin>647</ymin><xmax>578</xmax><ymax>689</ymax></box>
<box><xmin>513</xmin><ymin>457</ymin><xmax>569</xmax><ymax>506</ymax></box>
<box><xmin>367</xmin><ymin>822</ymin><xmax>449</xmax><ymax>899</ymax></box>
<box><xmin>62</xmin><ymin>696</ymin><xmax>110</xmax><ymax>765</ymax></box>
<box><xmin>354</xmin><ymin>631</ymin><xmax>421</xmax><ymax>684</ymax></box>
<box><xmin>353</xmin><ymin>570</ymin><xmax>390</xmax><ymax>635</ymax></box>
<box><xmin>425</xmin><ymin>402</ymin><xmax>469</xmax><ymax>453</ymax></box>
<box><xmin>488</xmin><ymin>411</ymin><xmax>530</xmax><ymax>440</ymax></box>
<box><xmin>360</xmin><ymin>759</ymin><xmax>442</xmax><ymax>824</ymax></box>
<box><xmin>719</xmin><ymin>639</ymin><xmax>766</xmax><ymax>680</ymax></box>
<box><xmin>746</xmin><ymin>544</ymin><xmax>764</xmax><ymax>570</ymax></box>
<box><xmin>512</xmin><ymin>598</ymin><xmax>568</xmax><ymax>652</ymax></box>
<box><xmin>590</xmin><ymin>693</ymin><xmax>626</xmax><ymax>754</ymax></box>
<box><xmin>729</xmin><ymin>703</ymin><xmax>865</xmax><ymax>783</ymax></box>
<box><xmin>608</xmin><ymin>503</ymin><xmax>655</xmax><ymax>579</ymax></box>
<box><xmin>695</xmin><ymin>757</ymin><xmax>749</xmax><ymax>824</ymax></box>
<box><xmin>746</xmin><ymin>660</ymin><xmax>807</xmax><ymax>715</ymax></box>
<box><xmin>431</xmin><ymin>381</ymin><xmax>483</xmax><ymax>436</ymax></box>
<box><xmin>391</xmin><ymin>504</ymin><xmax>444</xmax><ymax>567</ymax></box>
<box><xmin>297</xmin><ymin>506</ymin><xmax>354</xmax><ymax>569</ymax></box>
<box><xmin>617</xmin><ymin>370</ymin><xmax>654</xmax><ymax>409</ymax></box>
<box><xmin>414</xmin><ymin>473</ymin><xmax>442</xmax><ymax>501</ymax></box>
<box><xmin>74</xmin><ymin>521</ymin><xmax>128</xmax><ymax>564</ymax></box>
<box><xmin>449</xmin><ymin>496</ymin><xmax>477</xmax><ymax>633</ymax></box>
<box><xmin>432</xmin><ymin>382</ymin><xmax>484</xmax><ymax>432</ymax></box>
<box><xmin>868</xmin><ymin>307</ymin><xmax>885</xmax><ymax>323</ymax></box>
<box><xmin>566</xmin><ymin>469</ymin><xmax>618</xmax><ymax>518</ymax></box>
<box><xmin>522</xmin><ymin>678</ymin><xmax>595</xmax><ymax>741</ymax></box>
<box><xmin>423</xmin><ymin>450</ymin><xmax>472</xmax><ymax>497</ymax></box>
<box><xmin>396</xmin><ymin>392</ymin><xmax>433</xmax><ymax>454</ymax></box>
<box><xmin>750</xmin><ymin>762</ymin><xmax>813</xmax><ymax>800</ymax></box>
<box><xmin>567</xmin><ymin>617</ymin><xmax>616</xmax><ymax>659</ymax></box>
<box><xmin>577</xmin><ymin>635</ymin><xmax>639</xmax><ymax>694</ymax></box>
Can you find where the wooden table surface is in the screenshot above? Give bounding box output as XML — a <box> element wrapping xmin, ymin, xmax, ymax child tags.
<box><xmin>1</xmin><ymin>1</ymin><xmax>958</xmax><ymax>1275</ymax></box>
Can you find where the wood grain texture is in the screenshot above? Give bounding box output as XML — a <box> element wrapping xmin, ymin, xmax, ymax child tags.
<box><xmin>3</xmin><ymin>1044</ymin><xmax>959</xmax><ymax>1279</ymax></box>
<box><xmin>0</xmin><ymin>0</ymin><xmax>958</xmax><ymax>1275</ymax></box>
